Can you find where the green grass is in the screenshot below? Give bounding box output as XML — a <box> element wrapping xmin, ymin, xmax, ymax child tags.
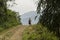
<box><xmin>22</xmin><ymin>24</ymin><xmax>59</xmax><ymax>40</ymax></box>
<box><xmin>0</xmin><ymin>20</ymin><xmax>20</xmax><ymax>34</ymax></box>
<box><xmin>0</xmin><ymin>25</ymin><xmax>17</xmax><ymax>35</ymax></box>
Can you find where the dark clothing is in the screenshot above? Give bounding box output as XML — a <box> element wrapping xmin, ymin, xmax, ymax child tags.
<box><xmin>29</xmin><ymin>18</ymin><xmax>31</xmax><ymax>25</ymax></box>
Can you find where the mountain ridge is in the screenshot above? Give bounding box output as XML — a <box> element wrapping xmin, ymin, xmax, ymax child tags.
<box><xmin>21</xmin><ymin>11</ymin><xmax>39</xmax><ymax>25</ymax></box>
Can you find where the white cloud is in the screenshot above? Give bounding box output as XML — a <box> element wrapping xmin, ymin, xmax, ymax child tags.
<box><xmin>7</xmin><ymin>0</ymin><xmax>37</xmax><ymax>15</ymax></box>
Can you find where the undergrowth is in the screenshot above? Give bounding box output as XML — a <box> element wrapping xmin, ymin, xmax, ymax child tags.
<box><xmin>23</xmin><ymin>24</ymin><xmax>59</xmax><ymax>40</ymax></box>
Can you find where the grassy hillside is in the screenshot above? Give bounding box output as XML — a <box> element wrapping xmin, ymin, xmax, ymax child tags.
<box><xmin>23</xmin><ymin>24</ymin><xmax>59</xmax><ymax>40</ymax></box>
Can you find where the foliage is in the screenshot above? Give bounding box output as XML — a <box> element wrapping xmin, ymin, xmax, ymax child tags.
<box><xmin>23</xmin><ymin>24</ymin><xmax>59</xmax><ymax>40</ymax></box>
<box><xmin>0</xmin><ymin>9</ymin><xmax>20</xmax><ymax>32</ymax></box>
<box><xmin>0</xmin><ymin>0</ymin><xmax>21</xmax><ymax>32</ymax></box>
<box><xmin>37</xmin><ymin>0</ymin><xmax>60</xmax><ymax>37</ymax></box>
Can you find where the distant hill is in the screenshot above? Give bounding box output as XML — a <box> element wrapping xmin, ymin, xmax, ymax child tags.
<box><xmin>21</xmin><ymin>11</ymin><xmax>40</xmax><ymax>25</ymax></box>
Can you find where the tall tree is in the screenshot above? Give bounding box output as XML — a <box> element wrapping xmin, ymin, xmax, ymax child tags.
<box><xmin>0</xmin><ymin>0</ymin><xmax>7</xmax><ymax>24</ymax></box>
<box><xmin>37</xmin><ymin>0</ymin><xmax>60</xmax><ymax>37</ymax></box>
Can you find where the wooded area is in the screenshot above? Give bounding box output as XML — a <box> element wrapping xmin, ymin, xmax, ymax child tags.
<box><xmin>37</xmin><ymin>0</ymin><xmax>60</xmax><ymax>37</ymax></box>
<box><xmin>0</xmin><ymin>0</ymin><xmax>20</xmax><ymax>32</ymax></box>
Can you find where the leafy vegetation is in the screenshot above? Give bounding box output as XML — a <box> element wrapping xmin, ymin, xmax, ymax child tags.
<box><xmin>23</xmin><ymin>24</ymin><xmax>59</xmax><ymax>40</ymax></box>
<box><xmin>0</xmin><ymin>0</ymin><xmax>20</xmax><ymax>32</ymax></box>
<box><xmin>37</xmin><ymin>0</ymin><xmax>60</xmax><ymax>37</ymax></box>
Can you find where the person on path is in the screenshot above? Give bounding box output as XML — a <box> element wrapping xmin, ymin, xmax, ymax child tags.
<box><xmin>28</xmin><ymin>18</ymin><xmax>31</xmax><ymax>25</ymax></box>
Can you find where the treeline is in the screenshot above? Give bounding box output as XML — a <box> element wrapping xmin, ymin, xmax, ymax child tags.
<box><xmin>0</xmin><ymin>0</ymin><xmax>20</xmax><ymax>32</ymax></box>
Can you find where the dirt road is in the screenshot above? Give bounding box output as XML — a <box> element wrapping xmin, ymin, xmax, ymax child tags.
<box><xmin>0</xmin><ymin>25</ymin><xmax>27</xmax><ymax>40</ymax></box>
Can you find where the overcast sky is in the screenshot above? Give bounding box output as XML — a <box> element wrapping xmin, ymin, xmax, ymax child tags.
<box><xmin>7</xmin><ymin>0</ymin><xmax>38</xmax><ymax>15</ymax></box>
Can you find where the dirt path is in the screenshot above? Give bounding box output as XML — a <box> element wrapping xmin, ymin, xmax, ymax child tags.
<box><xmin>0</xmin><ymin>25</ymin><xmax>27</xmax><ymax>40</ymax></box>
<box><xmin>9</xmin><ymin>25</ymin><xmax>27</xmax><ymax>40</ymax></box>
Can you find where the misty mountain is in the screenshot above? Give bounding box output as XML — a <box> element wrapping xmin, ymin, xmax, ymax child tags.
<box><xmin>21</xmin><ymin>11</ymin><xmax>40</xmax><ymax>25</ymax></box>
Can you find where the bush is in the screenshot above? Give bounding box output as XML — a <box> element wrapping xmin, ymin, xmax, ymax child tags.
<box><xmin>23</xmin><ymin>24</ymin><xmax>59</xmax><ymax>40</ymax></box>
